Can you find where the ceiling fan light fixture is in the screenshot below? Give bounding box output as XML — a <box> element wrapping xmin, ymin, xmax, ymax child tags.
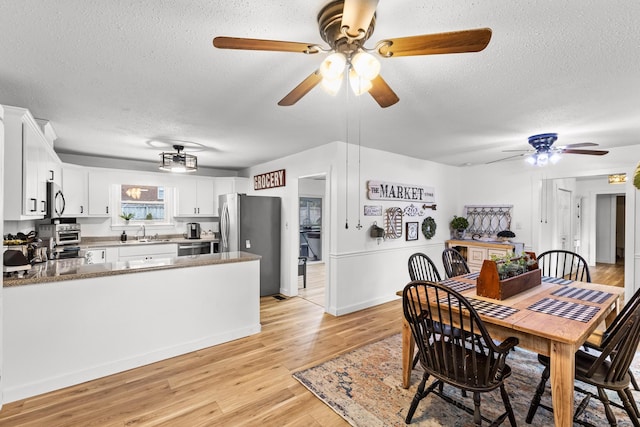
<box><xmin>348</xmin><ymin>68</ymin><xmax>372</xmax><ymax>95</ymax></box>
<box><xmin>159</xmin><ymin>145</ymin><xmax>197</xmax><ymax>173</ymax></box>
<box><xmin>351</xmin><ymin>51</ymin><xmax>380</xmax><ymax>80</ymax></box>
<box><xmin>319</xmin><ymin>52</ymin><xmax>347</xmax><ymax>79</ymax></box>
<box><xmin>321</xmin><ymin>74</ymin><xmax>343</xmax><ymax>95</ymax></box>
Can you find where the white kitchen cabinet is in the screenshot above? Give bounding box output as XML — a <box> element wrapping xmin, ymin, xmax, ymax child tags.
<box><xmin>3</xmin><ymin>106</ymin><xmax>61</xmax><ymax>220</ymax></box>
<box><xmin>175</xmin><ymin>178</ymin><xmax>215</xmax><ymax>217</ymax></box>
<box><xmin>212</xmin><ymin>177</ymin><xmax>249</xmax><ymax>215</ymax></box>
<box><xmin>118</xmin><ymin>243</ymin><xmax>176</xmax><ymax>261</ymax></box>
<box><xmin>88</xmin><ymin>170</ymin><xmax>111</xmax><ymax>216</ymax></box>
<box><xmin>61</xmin><ymin>166</ymin><xmax>88</xmax><ymax>217</ymax></box>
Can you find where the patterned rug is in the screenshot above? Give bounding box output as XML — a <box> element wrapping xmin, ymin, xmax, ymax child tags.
<box><xmin>293</xmin><ymin>334</ymin><xmax>640</xmax><ymax>426</ymax></box>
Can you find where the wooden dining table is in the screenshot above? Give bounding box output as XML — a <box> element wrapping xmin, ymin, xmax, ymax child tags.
<box><xmin>399</xmin><ymin>273</ymin><xmax>624</xmax><ymax>427</ymax></box>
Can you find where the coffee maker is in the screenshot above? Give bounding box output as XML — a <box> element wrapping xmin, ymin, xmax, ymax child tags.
<box><xmin>186</xmin><ymin>223</ymin><xmax>201</xmax><ymax>239</ymax></box>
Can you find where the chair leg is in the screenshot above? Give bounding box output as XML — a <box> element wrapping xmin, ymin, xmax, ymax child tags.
<box><xmin>526</xmin><ymin>365</ymin><xmax>550</xmax><ymax>424</ymax></box>
<box><xmin>405</xmin><ymin>372</ymin><xmax>429</xmax><ymax>424</ymax></box>
<box><xmin>473</xmin><ymin>392</ymin><xmax>481</xmax><ymax>426</ymax></box>
<box><xmin>597</xmin><ymin>386</ymin><xmax>618</xmax><ymax>427</ymax></box>
<box><xmin>619</xmin><ymin>388</ymin><xmax>640</xmax><ymax>427</ymax></box>
<box><xmin>500</xmin><ymin>383</ymin><xmax>517</xmax><ymax>427</ymax></box>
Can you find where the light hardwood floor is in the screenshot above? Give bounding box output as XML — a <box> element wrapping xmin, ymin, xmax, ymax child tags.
<box><xmin>298</xmin><ymin>262</ymin><xmax>325</xmax><ymax>307</ymax></box>
<box><xmin>0</xmin><ymin>260</ymin><xmax>624</xmax><ymax>426</ymax></box>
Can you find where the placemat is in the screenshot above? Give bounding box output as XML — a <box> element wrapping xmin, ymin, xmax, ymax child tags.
<box><xmin>541</xmin><ymin>276</ymin><xmax>573</xmax><ymax>285</ymax></box>
<box><xmin>527</xmin><ymin>297</ymin><xmax>600</xmax><ymax>323</ymax></box>
<box><xmin>551</xmin><ymin>286</ymin><xmax>613</xmax><ymax>304</ymax></box>
<box><xmin>462</xmin><ymin>272</ymin><xmax>480</xmax><ymax>280</ymax></box>
<box><xmin>440</xmin><ymin>278</ymin><xmax>476</xmax><ymax>293</ymax></box>
<box><xmin>441</xmin><ymin>296</ymin><xmax>519</xmax><ymax>320</ymax></box>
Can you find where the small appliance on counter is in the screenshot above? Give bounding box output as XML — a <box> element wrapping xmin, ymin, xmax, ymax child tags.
<box><xmin>3</xmin><ymin>249</ymin><xmax>31</xmax><ymax>278</ymax></box>
<box><xmin>38</xmin><ymin>219</ymin><xmax>82</xmax><ymax>259</ymax></box>
<box><xmin>186</xmin><ymin>222</ymin><xmax>201</xmax><ymax>239</ymax></box>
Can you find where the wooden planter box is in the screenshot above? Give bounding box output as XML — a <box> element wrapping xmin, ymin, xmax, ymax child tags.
<box><xmin>476</xmin><ymin>259</ymin><xmax>542</xmax><ymax>300</ymax></box>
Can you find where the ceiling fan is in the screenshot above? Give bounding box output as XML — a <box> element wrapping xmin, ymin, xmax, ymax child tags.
<box><xmin>489</xmin><ymin>133</ymin><xmax>609</xmax><ymax>166</ymax></box>
<box><xmin>212</xmin><ymin>0</ymin><xmax>492</xmax><ymax>108</ymax></box>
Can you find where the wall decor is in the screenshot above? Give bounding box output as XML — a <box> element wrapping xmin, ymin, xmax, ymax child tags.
<box><xmin>384</xmin><ymin>207</ymin><xmax>403</xmax><ymax>239</ymax></box>
<box><xmin>403</xmin><ymin>204</ymin><xmax>423</xmax><ymax>217</ymax></box>
<box><xmin>406</xmin><ymin>222</ymin><xmax>419</xmax><ymax>241</ymax></box>
<box><xmin>421</xmin><ymin>216</ymin><xmax>437</xmax><ymax>239</ymax></box>
<box><xmin>253</xmin><ymin>169</ymin><xmax>286</xmax><ymax>190</ymax></box>
<box><xmin>367</xmin><ymin>180</ymin><xmax>435</xmax><ymax>203</ymax></box>
<box><xmin>364</xmin><ymin>205</ymin><xmax>383</xmax><ymax>216</ymax></box>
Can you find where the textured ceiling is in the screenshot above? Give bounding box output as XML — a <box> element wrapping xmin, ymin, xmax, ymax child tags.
<box><xmin>1</xmin><ymin>0</ymin><xmax>639</xmax><ymax>170</ymax></box>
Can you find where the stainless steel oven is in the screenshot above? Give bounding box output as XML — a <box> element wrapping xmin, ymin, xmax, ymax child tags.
<box><xmin>177</xmin><ymin>241</ymin><xmax>213</xmax><ymax>256</ymax></box>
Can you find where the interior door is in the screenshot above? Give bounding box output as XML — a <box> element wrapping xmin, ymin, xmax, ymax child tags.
<box><xmin>556</xmin><ymin>188</ymin><xmax>572</xmax><ymax>250</ymax></box>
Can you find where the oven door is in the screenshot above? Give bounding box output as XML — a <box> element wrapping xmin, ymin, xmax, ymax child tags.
<box><xmin>56</xmin><ymin>231</ymin><xmax>81</xmax><ymax>245</ymax></box>
<box><xmin>177</xmin><ymin>242</ymin><xmax>212</xmax><ymax>257</ymax></box>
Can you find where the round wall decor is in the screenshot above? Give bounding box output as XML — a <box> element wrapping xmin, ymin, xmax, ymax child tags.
<box><xmin>421</xmin><ymin>216</ymin><xmax>437</xmax><ymax>239</ymax></box>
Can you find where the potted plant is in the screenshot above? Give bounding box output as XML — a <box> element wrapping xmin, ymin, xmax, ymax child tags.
<box><xmin>120</xmin><ymin>212</ymin><xmax>134</xmax><ymax>223</ymax></box>
<box><xmin>450</xmin><ymin>215</ymin><xmax>469</xmax><ymax>239</ymax></box>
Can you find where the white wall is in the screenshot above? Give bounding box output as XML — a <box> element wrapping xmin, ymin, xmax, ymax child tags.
<box><xmin>0</xmin><ymin>105</ymin><xmax>5</xmax><ymax>409</ymax></box>
<box><xmin>242</xmin><ymin>141</ymin><xmax>462</xmax><ymax>315</ymax></box>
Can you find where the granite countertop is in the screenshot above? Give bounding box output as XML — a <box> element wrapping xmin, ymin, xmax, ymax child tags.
<box><xmin>3</xmin><ymin>251</ymin><xmax>260</xmax><ymax>288</ymax></box>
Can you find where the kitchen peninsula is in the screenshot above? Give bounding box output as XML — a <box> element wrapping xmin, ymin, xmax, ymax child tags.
<box><xmin>2</xmin><ymin>252</ymin><xmax>261</xmax><ymax>403</ymax></box>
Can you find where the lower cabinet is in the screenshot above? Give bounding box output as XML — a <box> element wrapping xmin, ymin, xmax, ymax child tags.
<box><xmin>118</xmin><ymin>243</ymin><xmax>176</xmax><ymax>262</ymax></box>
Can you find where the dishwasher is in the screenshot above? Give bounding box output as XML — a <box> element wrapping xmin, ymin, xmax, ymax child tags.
<box><xmin>177</xmin><ymin>241</ymin><xmax>214</xmax><ymax>256</ymax></box>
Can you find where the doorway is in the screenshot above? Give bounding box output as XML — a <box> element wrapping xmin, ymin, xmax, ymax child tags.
<box><xmin>298</xmin><ymin>175</ymin><xmax>327</xmax><ymax>307</ymax></box>
<box><xmin>596</xmin><ymin>194</ymin><xmax>626</xmax><ymax>265</ymax></box>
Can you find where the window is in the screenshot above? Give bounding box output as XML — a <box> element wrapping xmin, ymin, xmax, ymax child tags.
<box><xmin>119</xmin><ymin>184</ymin><xmax>167</xmax><ymax>223</ymax></box>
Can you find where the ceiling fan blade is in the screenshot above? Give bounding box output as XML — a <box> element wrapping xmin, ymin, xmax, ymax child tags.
<box><xmin>561</xmin><ymin>142</ymin><xmax>598</xmax><ymax>148</ymax></box>
<box><xmin>561</xmin><ymin>149</ymin><xmax>609</xmax><ymax>156</ymax></box>
<box><xmin>277</xmin><ymin>70</ymin><xmax>323</xmax><ymax>106</ymax></box>
<box><xmin>502</xmin><ymin>149</ymin><xmax>532</xmax><ymax>153</ymax></box>
<box><xmin>341</xmin><ymin>0</ymin><xmax>379</xmax><ymax>39</ymax></box>
<box><xmin>486</xmin><ymin>153</ymin><xmax>526</xmax><ymax>164</ymax></box>
<box><xmin>368</xmin><ymin>75</ymin><xmax>399</xmax><ymax>108</ymax></box>
<box><xmin>213</xmin><ymin>36</ymin><xmax>320</xmax><ymax>54</ymax></box>
<box><xmin>378</xmin><ymin>28</ymin><xmax>492</xmax><ymax>57</ymax></box>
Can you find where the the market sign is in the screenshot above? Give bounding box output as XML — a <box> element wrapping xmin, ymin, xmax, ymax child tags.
<box><xmin>367</xmin><ymin>180</ymin><xmax>435</xmax><ymax>203</ymax></box>
<box><xmin>254</xmin><ymin>169</ymin><xmax>286</xmax><ymax>190</ymax></box>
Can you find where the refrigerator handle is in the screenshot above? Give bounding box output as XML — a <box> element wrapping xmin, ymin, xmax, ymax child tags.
<box><xmin>221</xmin><ymin>202</ymin><xmax>229</xmax><ymax>250</ymax></box>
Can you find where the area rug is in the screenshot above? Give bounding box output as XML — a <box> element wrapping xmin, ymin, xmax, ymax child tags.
<box><xmin>293</xmin><ymin>334</ymin><xmax>640</xmax><ymax>426</ymax></box>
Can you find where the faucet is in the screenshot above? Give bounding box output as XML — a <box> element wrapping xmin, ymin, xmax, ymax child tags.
<box><xmin>137</xmin><ymin>224</ymin><xmax>146</xmax><ymax>240</ymax></box>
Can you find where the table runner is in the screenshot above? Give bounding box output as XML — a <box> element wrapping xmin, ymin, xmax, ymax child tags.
<box><xmin>527</xmin><ymin>297</ymin><xmax>600</xmax><ymax>323</ymax></box>
<box><xmin>440</xmin><ymin>278</ymin><xmax>475</xmax><ymax>293</ymax></box>
<box><xmin>551</xmin><ymin>286</ymin><xmax>613</xmax><ymax>304</ymax></box>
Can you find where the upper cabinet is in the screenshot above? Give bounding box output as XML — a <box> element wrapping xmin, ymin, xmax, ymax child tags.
<box><xmin>3</xmin><ymin>106</ymin><xmax>61</xmax><ymax>220</ymax></box>
<box><xmin>88</xmin><ymin>170</ymin><xmax>111</xmax><ymax>216</ymax></box>
<box><xmin>61</xmin><ymin>166</ymin><xmax>88</xmax><ymax>217</ymax></box>
<box><xmin>175</xmin><ymin>176</ymin><xmax>248</xmax><ymax>217</ymax></box>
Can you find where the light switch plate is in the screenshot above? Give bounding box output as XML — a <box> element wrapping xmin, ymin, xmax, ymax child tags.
<box><xmin>245</xmin><ymin>240</ymin><xmax>251</xmax><ymax>248</ymax></box>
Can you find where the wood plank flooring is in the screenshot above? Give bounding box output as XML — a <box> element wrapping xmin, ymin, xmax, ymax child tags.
<box><xmin>0</xmin><ymin>292</ymin><xmax>401</xmax><ymax>426</ymax></box>
<box><xmin>0</xmin><ymin>259</ymin><xmax>624</xmax><ymax>426</ymax></box>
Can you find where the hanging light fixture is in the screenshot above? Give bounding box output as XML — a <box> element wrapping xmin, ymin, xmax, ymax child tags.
<box><xmin>159</xmin><ymin>145</ymin><xmax>197</xmax><ymax>173</ymax></box>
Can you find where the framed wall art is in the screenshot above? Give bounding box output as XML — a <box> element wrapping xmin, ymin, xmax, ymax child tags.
<box><xmin>406</xmin><ymin>222</ymin><xmax>419</xmax><ymax>241</ymax></box>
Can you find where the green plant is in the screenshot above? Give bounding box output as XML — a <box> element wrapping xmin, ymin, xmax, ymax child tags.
<box><xmin>450</xmin><ymin>215</ymin><xmax>469</xmax><ymax>230</ymax></box>
<box><xmin>145</xmin><ymin>213</ymin><xmax>153</xmax><ymax>220</ymax></box>
<box><xmin>120</xmin><ymin>212</ymin><xmax>134</xmax><ymax>221</ymax></box>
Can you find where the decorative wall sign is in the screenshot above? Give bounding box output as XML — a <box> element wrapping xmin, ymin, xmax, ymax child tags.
<box><xmin>367</xmin><ymin>180</ymin><xmax>435</xmax><ymax>203</ymax></box>
<box><xmin>364</xmin><ymin>205</ymin><xmax>383</xmax><ymax>216</ymax></box>
<box><xmin>406</xmin><ymin>222</ymin><xmax>419</xmax><ymax>241</ymax></box>
<box><xmin>421</xmin><ymin>217</ymin><xmax>437</xmax><ymax>239</ymax></box>
<box><xmin>403</xmin><ymin>204</ymin><xmax>423</xmax><ymax>217</ymax></box>
<box><xmin>253</xmin><ymin>169</ymin><xmax>286</xmax><ymax>190</ymax></box>
<box><xmin>384</xmin><ymin>207</ymin><xmax>403</xmax><ymax>239</ymax></box>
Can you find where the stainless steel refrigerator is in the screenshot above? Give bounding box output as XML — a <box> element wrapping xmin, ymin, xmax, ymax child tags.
<box><xmin>219</xmin><ymin>193</ymin><xmax>281</xmax><ymax>296</ymax></box>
